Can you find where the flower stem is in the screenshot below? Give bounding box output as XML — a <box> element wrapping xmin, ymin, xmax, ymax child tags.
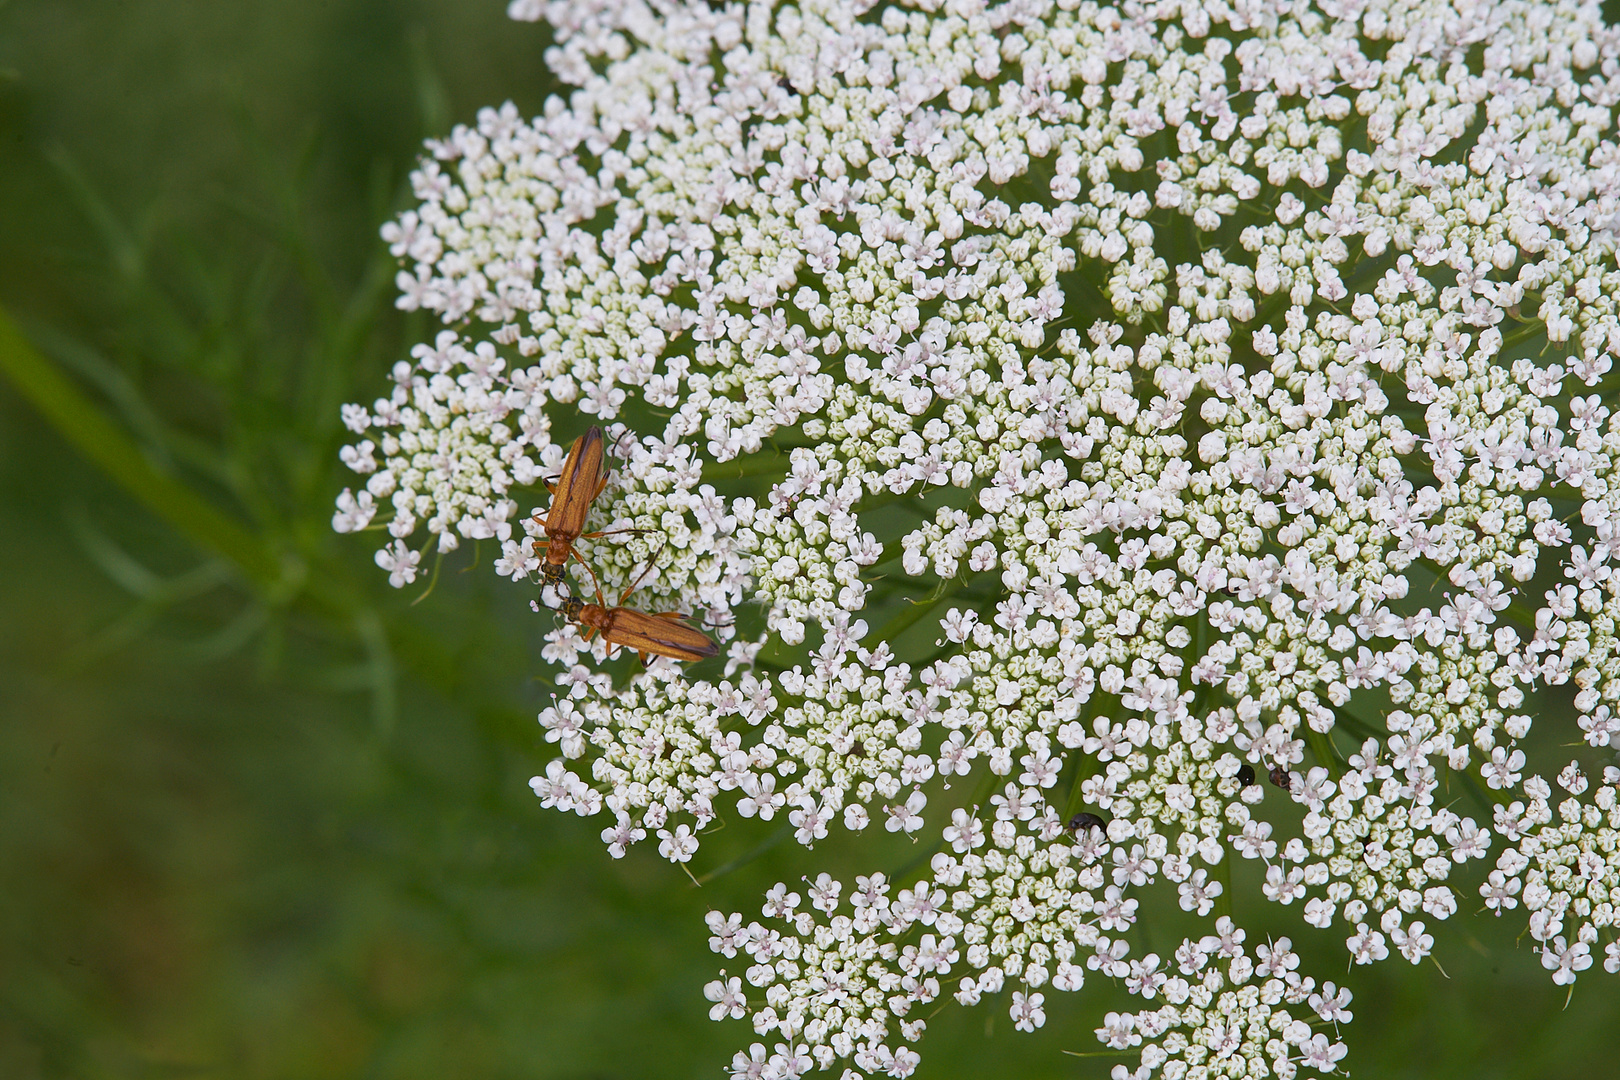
<box><xmin>0</xmin><ymin>305</ymin><xmax>287</xmax><ymax>591</ymax></box>
<box><xmin>696</xmin><ymin>822</ymin><xmax>794</xmax><ymax>885</ymax></box>
<box><xmin>870</xmin><ymin>575</ymin><xmax>971</xmax><ymax>644</ymax></box>
<box><xmin>1212</xmin><ymin>847</ymin><xmax>1233</xmax><ymax>920</ymax></box>
<box><xmin>1306</xmin><ymin>728</ymin><xmax>1343</xmax><ymax>779</ymax></box>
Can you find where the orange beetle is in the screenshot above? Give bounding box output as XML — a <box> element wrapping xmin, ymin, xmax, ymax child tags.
<box><xmin>559</xmin><ymin>592</ymin><xmax>720</xmax><ymax>664</ymax></box>
<box><xmin>531</xmin><ymin>426</ymin><xmax>642</xmax><ymax>597</ymax></box>
<box><xmin>556</xmin><ymin>550</ymin><xmax>718</xmax><ymax>663</ymax></box>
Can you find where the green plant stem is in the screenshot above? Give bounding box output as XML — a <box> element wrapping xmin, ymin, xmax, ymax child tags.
<box><xmin>0</xmin><ymin>306</ymin><xmax>288</xmax><ymax>591</ymax></box>
<box><xmin>1213</xmin><ymin>848</ymin><xmax>1233</xmax><ymax>920</ymax></box>
<box><xmin>1063</xmin><ymin>751</ymin><xmax>1101</xmax><ymax>821</ymax></box>
<box><xmin>872</xmin><ymin>576</ymin><xmax>973</xmax><ymax>643</ymax></box>
<box><xmin>1306</xmin><ymin>728</ymin><xmax>1343</xmax><ymax>779</ymax></box>
<box><xmin>0</xmin><ymin>304</ymin><xmax>538</xmax><ymax>729</ymax></box>
<box><xmin>695</xmin><ymin>822</ymin><xmax>795</xmax><ymax>886</ymax></box>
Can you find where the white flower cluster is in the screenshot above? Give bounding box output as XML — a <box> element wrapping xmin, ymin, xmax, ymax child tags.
<box><xmin>337</xmin><ymin>0</ymin><xmax>1620</xmax><ymax>1073</ymax></box>
<box><xmin>1087</xmin><ymin>925</ymin><xmax>1353</xmax><ymax>1080</ymax></box>
<box><xmin>702</xmin><ymin>807</ymin><xmax>1350</xmax><ymax>1080</ymax></box>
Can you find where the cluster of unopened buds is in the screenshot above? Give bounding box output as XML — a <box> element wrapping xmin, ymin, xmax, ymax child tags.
<box><xmin>336</xmin><ymin>0</ymin><xmax>1620</xmax><ymax>1074</ymax></box>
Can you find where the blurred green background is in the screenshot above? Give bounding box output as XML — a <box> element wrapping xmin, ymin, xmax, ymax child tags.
<box><xmin>2</xmin><ymin>1</ymin><xmax>1619</xmax><ymax>1077</ymax></box>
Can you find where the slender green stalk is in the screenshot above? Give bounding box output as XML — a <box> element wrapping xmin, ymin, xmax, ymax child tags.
<box><xmin>696</xmin><ymin>822</ymin><xmax>794</xmax><ymax>885</ymax></box>
<box><xmin>871</xmin><ymin>576</ymin><xmax>972</xmax><ymax>643</ymax></box>
<box><xmin>0</xmin><ymin>305</ymin><xmax>288</xmax><ymax>592</ymax></box>
<box><xmin>1306</xmin><ymin>729</ymin><xmax>1343</xmax><ymax>779</ymax></box>
<box><xmin>1212</xmin><ymin>848</ymin><xmax>1233</xmax><ymax>920</ymax></box>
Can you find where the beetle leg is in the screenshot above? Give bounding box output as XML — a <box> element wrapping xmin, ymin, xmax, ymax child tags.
<box><xmin>566</xmin><ymin>548</ymin><xmax>606</xmax><ymax>605</ymax></box>
<box><xmin>701</xmin><ymin>610</ymin><xmax>736</xmax><ymax>631</ymax></box>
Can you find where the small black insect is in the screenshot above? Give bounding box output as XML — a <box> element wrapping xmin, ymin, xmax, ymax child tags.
<box><xmin>1067</xmin><ymin>812</ymin><xmax>1107</xmax><ymax>835</ymax></box>
<box><xmin>1236</xmin><ymin>763</ymin><xmax>1257</xmax><ymax>787</ymax></box>
<box><xmin>1268</xmin><ymin>764</ymin><xmax>1291</xmax><ymax>792</ymax></box>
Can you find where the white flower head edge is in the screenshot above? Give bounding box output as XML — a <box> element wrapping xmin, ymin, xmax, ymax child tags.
<box><xmin>336</xmin><ymin>0</ymin><xmax>1620</xmax><ymax>1075</ymax></box>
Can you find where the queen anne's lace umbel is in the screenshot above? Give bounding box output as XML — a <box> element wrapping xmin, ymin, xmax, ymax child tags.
<box><xmin>339</xmin><ymin>0</ymin><xmax>1620</xmax><ymax>1073</ymax></box>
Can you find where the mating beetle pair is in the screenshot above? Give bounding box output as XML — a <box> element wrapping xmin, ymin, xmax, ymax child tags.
<box><xmin>530</xmin><ymin>425</ymin><xmax>718</xmax><ymax>664</ymax></box>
